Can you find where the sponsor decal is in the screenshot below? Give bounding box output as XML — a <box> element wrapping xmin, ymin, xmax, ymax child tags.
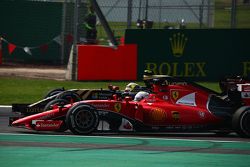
<box><xmin>26</xmin><ymin>107</ymin><xmax>43</xmax><ymax>113</ymax></box>
<box><xmin>242</xmin><ymin>92</ymin><xmax>250</xmax><ymax>99</ymax></box>
<box><xmin>171</xmin><ymin>111</ymin><xmax>180</xmax><ymax>122</ymax></box>
<box><xmin>163</xmin><ymin>95</ymin><xmax>169</xmax><ymax>100</ymax></box>
<box><xmin>38</xmin><ymin>113</ymin><xmax>55</xmax><ymax>120</ymax></box>
<box><xmin>198</xmin><ymin>111</ymin><xmax>205</xmax><ymax>119</ymax></box>
<box><xmin>164</xmin><ymin>124</ymin><xmax>208</xmax><ymax>130</ymax></box>
<box><xmin>145</xmin><ymin>95</ymin><xmax>156</xmax><ymax>103</ymax></box>
<box><xmin>145</xmin><ymin>62</ymin><xmax>206</xmax><ymax>78</ymax></box>
<box><xmin>98</xmin><ymin>110</ymin><xmax>109</xmax><ymax>116</ymax></box>
<box><xmin>171</xmin><ymin>82</ymin><xmax>187</xmax><ymax>85</ymax></box>
<box><xmin>114</xmin><ymin>103</ymin><xmax>122</xmax><ymax>112</ymax></box>
<box><xmin>37</xmin><ymin>122</ymin><xmax>60</xmax><ymax>128</ymax></box>
<box><xmin>92</xmin><ymin>103</ymin><xmax>110</xmax><ymax>109</ymax></box>
<box><xmin>243</xmin><ymin>85</ymin><xmax>250</xmax><ymax>92</ymax></box>
<box><xmin>171</xmin><ymin>91</ymin><xmax>179</xmax><ymax>100</ymax></box>
<box><xmin>35</xmin><ymin>120</ymin><xmax>62</xmax><ymax>130</ymax></box>
<box><xmin>169</xmin><ymin>33</ymin><xmax>188</xmax><ymax>57</ymax></box>
<box><xmin>152</xmin><ymin>126</ymin><xmax>160</xmax><ymax>130</ymax></box>
<box><xmin>151</xmin><ymin>108</ymin><xmax>166</xmax><ymax>122</ymax></box>
<box><xmin>92</xmin><ymin>92</ymin><xmax>113</xmax><ymax>100</ymax></box>
<box><xmin>146</xmin><ymin>99</ymin><xmax>156</xmax><ymax>103</ymax></box>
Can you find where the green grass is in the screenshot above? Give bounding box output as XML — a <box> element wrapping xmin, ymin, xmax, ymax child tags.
<box><xmin>0</xmin><ymin>77</ymin><xmax>220</xmax><ymax>105</ymax></box>
<box><xmin>0</xmin><ymin>77</ymin><xmax>142</xmax><ymax>105</ymax></box>
<box><xmin>214</xmin><ymin>0</ymin><xmax>250</xmax><ymax>28</ymax></box>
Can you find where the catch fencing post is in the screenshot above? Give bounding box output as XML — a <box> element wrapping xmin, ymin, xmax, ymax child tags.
<box><xmin>231</xmin><ymin>0</ymin><xmax>237</xmax><ymax>28</ymax></box>
<box><xmin>0</xmin><ymin>37</ymin><xmax>2</xmax><ymax>65</ymax></box>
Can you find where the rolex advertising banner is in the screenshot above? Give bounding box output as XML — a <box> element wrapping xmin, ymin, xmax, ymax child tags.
<box><xmin>125</xmin><ymin>29</ymin><xmax>250</xmax><ymax>81</ymax></box>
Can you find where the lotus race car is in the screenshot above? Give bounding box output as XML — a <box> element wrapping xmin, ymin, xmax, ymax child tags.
<box><xmin>10</xmin><ymin>75</ymin><xmax>250</xmax><ymax>137</ymax></box>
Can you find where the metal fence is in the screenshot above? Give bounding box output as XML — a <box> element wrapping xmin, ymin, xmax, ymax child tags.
<box><xmin>94</xmin><ymin>0</ymin><xmax>250</xmax><ymax>41</ymax></box>
<box><xmin>1</xmin><ymin>0</ymin><xmax>249</xmax><ymax>66</ymax></box>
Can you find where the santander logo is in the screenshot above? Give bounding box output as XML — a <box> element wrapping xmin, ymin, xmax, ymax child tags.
<box><xmin>35</xmin><ymin>120</ymin><xmax>62</xmax><ymax>130</ymax></box>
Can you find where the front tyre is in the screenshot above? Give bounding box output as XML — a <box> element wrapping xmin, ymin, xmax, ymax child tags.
<box><xmin>66</xmin><ymin>103</ymin><xmax>99</xmax><ymax>135</ymax></box>
<box><xmin>232</xmin><ymin>106</ymin><xmax>250</xmax><ymax>138</ymax></box>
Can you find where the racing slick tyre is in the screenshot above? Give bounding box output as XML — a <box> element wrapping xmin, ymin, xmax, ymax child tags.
<box><xmin>44</xmin><ymin>88</ymin><xmax>65</xmax><ymax>98</ymax></box>
<box><xmin>66</xmin><ymin>103</ymin><xmax>99</xmax><ymax>135</ymax></box>
<box><xmin>56</xmin><ymin>91</ymin><xmax>81</xmax><ymax>103</ymax></box>
<box><xmin>44</xmin><ymin>99</ymin><xmax>69</xmax><ymax>132</ymax></box>
<box><xmin>232</xmin><ymin>106</ymin><xmax>250</xmax><ymax>138</ymax></box>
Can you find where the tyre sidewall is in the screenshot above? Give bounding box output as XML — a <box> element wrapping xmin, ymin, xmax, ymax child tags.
<box><xmin>232</xmin><ymin>106</ymin><xmax>250</xmax><ymax>138</ymax></box>
<box><xmin>66</xmin><ymin>104</ymin><xmax>99</xmax><ymax>135</ymax></box>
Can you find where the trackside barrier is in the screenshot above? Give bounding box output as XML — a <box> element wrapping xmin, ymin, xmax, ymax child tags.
<box><xmin>77</xmin><ymin>44</ymin><xmax>137</xmax><ymax>81</ymax></box>
<box><xmin>125</xmin><ymin>29</ymin><xmax>250</xmax><ymax>81</ymax></box>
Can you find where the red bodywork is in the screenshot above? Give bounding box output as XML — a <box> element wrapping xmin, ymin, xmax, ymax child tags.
<box><xmin>12</xmin><ymin>82</ymin><xmax>225</xmax><ymax>131</ymax></box>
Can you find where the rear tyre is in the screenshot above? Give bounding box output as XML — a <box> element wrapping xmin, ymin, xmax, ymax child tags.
<box><xmin>56</xmin><ymin>91</ymin><xmax>81</xmax><ymax>102</ymax></box>
<box><xmin>44</xmin><ymin>99</ymin><xmax>69</xmax><ymax>132</ymax></box>
<box><xmin>232</xmin><ymin>106</ymin><xmax>250</xmax><ymax>138</ymax></box>
<box><xmin>66</xmin><ymin>103</ymin><xmax>99</xmax><ymax>135</ymax></box>
<box><xmin>44</xmin><ymin>88</ymin><xmax>65</xmax><ymax>98</ymax></box>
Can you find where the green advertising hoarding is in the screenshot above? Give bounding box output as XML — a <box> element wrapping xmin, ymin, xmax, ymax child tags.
<box><xmin>125</xmin><ymin>29</ymin><xmax>250</xmax><ymax>81</ymax></box>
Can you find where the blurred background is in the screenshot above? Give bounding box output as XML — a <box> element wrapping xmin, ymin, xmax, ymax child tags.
<box><xmin>0</xmin><ymin>0</ymin><xmax>249</xmax><ymax>65</ymax></box>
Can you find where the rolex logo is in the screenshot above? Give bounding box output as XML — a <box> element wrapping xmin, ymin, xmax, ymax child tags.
<box><xmin>169</xmin><ymin>33</ymin><xmax>188</xmax><ymax>57</ymax></box>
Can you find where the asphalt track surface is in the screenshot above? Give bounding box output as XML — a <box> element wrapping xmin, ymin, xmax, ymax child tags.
<box><xmin>1</xmin><ymin>106</ymin><xmax>250</xmax><ymax>167</ymax></box>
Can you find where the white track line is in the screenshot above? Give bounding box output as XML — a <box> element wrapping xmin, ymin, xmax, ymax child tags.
<box><xmin>0</xmin><ymin>105</ymin><xmax>11</xmax><ymax>108</ymax></box>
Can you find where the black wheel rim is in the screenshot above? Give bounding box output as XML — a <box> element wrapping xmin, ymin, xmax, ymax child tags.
<box><xmin>75</xmin><ymin>109</ymin><xmax>94</xmax><ymax>129</ymax></box>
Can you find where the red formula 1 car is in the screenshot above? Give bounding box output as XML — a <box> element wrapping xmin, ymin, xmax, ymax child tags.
<box><xmin>11</xmin><ymin>75</ymin><xmax>250</xmax><ymax>138</ymax></box>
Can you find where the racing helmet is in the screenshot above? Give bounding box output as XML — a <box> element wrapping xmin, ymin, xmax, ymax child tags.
<box><xmin>134</xmin><ymin>91</ymin><xmax>149</xmax><ymax>101</ymax></box>
<box><xmin>125</xmin><ymin>83</ymin><xmax>141</xmax><ymax>92</ymax></box>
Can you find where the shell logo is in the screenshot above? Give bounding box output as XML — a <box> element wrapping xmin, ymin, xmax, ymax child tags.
<box><xmin>171</xmin><ymin>111</ymin><xmax>180</xmax><ymax>122</ymax></box>
<box><xmin>151</xmin><ymin>108</ymin><xmax>166</xmax><ymax>122</ymax></box>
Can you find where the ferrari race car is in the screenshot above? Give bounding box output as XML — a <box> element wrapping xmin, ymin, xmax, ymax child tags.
<box><xmin>11</xmin><ymin>75</ymin><xmax>250</xmax><ymax>137</ymax></box>
<box><xmin>9</xmin><ymin>83</ymin><xmax>146</xmax><ymax>130</ymax></box>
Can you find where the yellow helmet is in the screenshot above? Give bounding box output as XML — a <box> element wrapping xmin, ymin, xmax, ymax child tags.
<box><xmin>125</xmin><ymin>83</ymin><xmax>140</xmax><ymax>92</ymax></box>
